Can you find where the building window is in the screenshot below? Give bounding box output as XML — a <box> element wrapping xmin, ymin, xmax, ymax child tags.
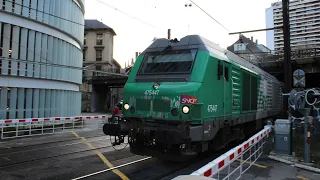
<box><xmin>96</xmin><ymin>65</ymin><xmax>101</xmax><ymax>71</ymax></box>
<box><xmin>234</xmin><ymin>43</ymin><xmax>246</xmax><ymax>51</ymax></box>
<box><xmin>96</xmin><ymin>34</ymin><xmax>103</xmax><ymax>45</ymax></box>
<box><xmin>83</xmin><ymin>49</ymin><xmax>86</xmax><ymax>61</ymax></box>
<box><xmin>96</xmin><ymin>50</ymin><xmax>102</xmax><ymax>61</ymax></box>
<box><xmin>84</xmin><ymin>34</ymin><xmax>86</xmax><ymax>45</ymax></box>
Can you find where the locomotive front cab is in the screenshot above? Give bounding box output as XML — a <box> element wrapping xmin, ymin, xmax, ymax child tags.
<box><xmin>122</xmin><ymin>45</ymin><xmax>206</xmax><ymax>159</ymax></box>
<box><xmin>123</xmin><ymin>47</ymin><xmax>201</xmax><ymax>120</ymax></box>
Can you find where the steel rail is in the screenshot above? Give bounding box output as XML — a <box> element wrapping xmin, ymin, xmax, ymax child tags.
<box><xmin>71</xmin><ymin>157</ymin><xmax>152</xmax><ymax>180</ymax></box>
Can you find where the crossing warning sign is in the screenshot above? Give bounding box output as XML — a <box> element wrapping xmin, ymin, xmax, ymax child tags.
<box><xmin>293</xmin><ymin>69</ymin><xmax>305</xmax><ymax>88</ymax></box>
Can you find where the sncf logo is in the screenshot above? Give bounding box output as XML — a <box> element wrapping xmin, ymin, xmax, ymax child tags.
<box><xmin>181</xmin><ymin>95</ymin><xmax>198</xmax><ymax>104</ymax></box>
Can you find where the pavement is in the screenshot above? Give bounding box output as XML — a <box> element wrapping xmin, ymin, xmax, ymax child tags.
<box><xmin>240</xmin><ymin>154</ymin><xmax>320</xmax><ymax>180</ymax></box>
<box><xmin>161</xmin><ymin>153</ymin><xmax>320</xmax><ymax>180</ymax></box>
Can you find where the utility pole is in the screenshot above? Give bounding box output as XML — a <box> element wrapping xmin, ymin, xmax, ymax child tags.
<box><xmin>282</xmin><ymin>0</ymin><xmax>292</xmax><ymax>98</ymax></box>
<box><xmin>282</xmin><ymin>0</ymin><xmax>293</xmax><ymax>155</ymax></box>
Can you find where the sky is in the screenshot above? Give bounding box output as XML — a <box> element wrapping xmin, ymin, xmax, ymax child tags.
<box><xmin>84</xmin><ymin>0</ymin><xmax>276</xmax><ymax>68</ymax></box>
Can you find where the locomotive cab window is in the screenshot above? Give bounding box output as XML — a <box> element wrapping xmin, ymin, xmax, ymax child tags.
<box><xmin>137</xmin><ymin>49</ymin><xmax>198</xmax><ymax>75</ymax></box>
<box><xmin>217</xmin><ymin>61</ymin><xmax>223</xmax><ymax>80</ymax></box>
<box><xmin>224</xmin><ymin>66</ymin><xmax>229</xmax><ymax>81</ymax></box>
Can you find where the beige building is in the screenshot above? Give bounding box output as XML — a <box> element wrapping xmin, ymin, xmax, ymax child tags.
<box><xmin>81</xmin><ymin>20</ymin><xmax>122</xmax><ymax>112</ymax></box>
<box><xmin>83</xmin><ymin>19</ymin><xmax>117</xmax><ymax>73</ymax></box>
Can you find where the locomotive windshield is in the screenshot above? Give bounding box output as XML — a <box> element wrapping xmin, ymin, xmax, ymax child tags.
<box><xmin>138</xmin><ymin>49</ymin><xmax>197</xmax><ymax>74</ymax></box>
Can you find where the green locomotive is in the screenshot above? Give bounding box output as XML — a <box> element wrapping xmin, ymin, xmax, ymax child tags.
<box><xmin>103</xmin><ymin>35</ymin><xmax>283</xmax><ymax>160</ymax></box>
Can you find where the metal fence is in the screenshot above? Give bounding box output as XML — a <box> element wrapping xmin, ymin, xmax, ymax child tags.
<box><xmin>190</xmin><ymin>125</ymin><xmax>272</xmax><ymax>180</ymax></box>
<box><xmin>0</xmin><ymin>115</ymin><xmax>109</xmax><ymax>140</ymax></box>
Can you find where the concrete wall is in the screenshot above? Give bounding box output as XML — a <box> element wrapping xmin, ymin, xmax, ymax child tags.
<box><xmin>0</xmin><ymin>0</ymin><xmax>84</xmax><ymax>119</ymax></box>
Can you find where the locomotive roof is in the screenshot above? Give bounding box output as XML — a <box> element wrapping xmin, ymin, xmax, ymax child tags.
<box><xmin>144</xmin><ymin>35</ymin><xmax>282</xmax><ymax>84</ymax></box>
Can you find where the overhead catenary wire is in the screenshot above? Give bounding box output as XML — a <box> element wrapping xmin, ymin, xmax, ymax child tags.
<box><xmin>189</xmin><ymin>0</ymin><xmax>262</xmax><ymax>62</ymax></box>
<box><xmin>4</xmin><ymin>0</ymin><xmax>93</xmax><ymax>30</ymax></box>
<box><xmin>3</xmin><ymin>0</ymin><xmax>262</xmax><ymax>69</ymax></box>
<box><xmin>5</xmin><ymin>0</ymin><xmax>166</xmax><ymax>33</ymax></box>
<box><xmin>189</xmin><ymin>0</ymin><xmax>231</xmax><ymax>33</ymax></box>
<box><xmin>96</xmin><ymin>0</ymin><xmax>166</xmax><ymax>33</ymax></box>
<box><xmin>0</xmin><ymin>56</ymin><xmax>128</xmax><ymax>76</ymax></box>
<box><xmin>1</xmin><ymin>0</ymin><xmax>165</xmax><ymax>72</ymax></box>
<box><xmin>1</xmin><ymin>0</ymin><xmax>117</xmax><ymax>72</ymax></box>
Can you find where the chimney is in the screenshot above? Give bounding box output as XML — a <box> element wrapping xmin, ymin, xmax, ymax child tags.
<box><xmin>256</xmin><ymin>39</ymin><xmax>258</xmax><ymax>44</ymax></box>
<box><xmin>251</xmin><ymin>36</ymin><xmax>253</xmax><ymax>41</ymax></box>
<box><xmin>135</xmin><ymin>52</ymin><xmax>138</xmax><ymax>58</ymax></box>
<box><xmin>125</xmin><ymin>62</ymin><xmax>126</xmax><ymax>68</ymax></box>
<box><xmin>131</xmin><ymin>58</ymin><xmax>134</xmax><ymax>65</ymax></box>
<box><xmin>168</xmin><ymin>29</ymin><xmax>171</xmax><ymax>40</ymax></box>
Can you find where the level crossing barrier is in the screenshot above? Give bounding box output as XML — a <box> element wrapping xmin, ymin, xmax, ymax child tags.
<box><xmin>189</xmin><ymin>125</ymin><xmax>272</xmax><ymax>180</ymax></box>
<box><xmin>0</xmin><ymin>115</ymin><xmax>110</xmax><ymax>140</ymax></box>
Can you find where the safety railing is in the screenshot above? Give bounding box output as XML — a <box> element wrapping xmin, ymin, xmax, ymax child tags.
<box><xmin>190</xmin><ymin>125</ymin><xmax>272</xmax><ymax>180</ymax></box>
<box><xmin>0</xmin><ymin>115</ymin><xmax>110</xmax><ymax>140</ymax></box>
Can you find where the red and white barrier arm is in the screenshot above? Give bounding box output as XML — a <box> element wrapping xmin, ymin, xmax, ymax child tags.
<box><xmin>191</xmin><ymin>125</ymin><xmax>272</xmax><ymax>178</ymax></box>
<box><xmin>0</xmin><ymin>115</ymin><xmax>109</xmax><ymax>125</ymax></box>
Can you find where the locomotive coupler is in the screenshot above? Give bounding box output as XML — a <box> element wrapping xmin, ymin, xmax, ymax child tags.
<box><xmin>103</xmin><ymin>115</ymin><xmax>130</xmax><ymax>136</ymax></box>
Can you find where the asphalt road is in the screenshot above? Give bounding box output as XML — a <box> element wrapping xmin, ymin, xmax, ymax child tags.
<box><xmin>0</xmin><ymin>129</ymin><xmax>133</xmax><ymax>180</ymax></box>
<box><xmin>0</xmin><ymin>126</ymin><xmax>227</xmax><ymax>180</ymax></box>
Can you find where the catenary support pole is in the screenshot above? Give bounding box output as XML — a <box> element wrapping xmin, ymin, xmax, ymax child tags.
<box><xmin>282</xmin><ymin>0</ymin><xmax>293</xmax><ymax>155</ymax></box>
<box><xmin>282</xmin><ymin>0</ymin><xmax>292</xmax><ymax>94</ymax></box>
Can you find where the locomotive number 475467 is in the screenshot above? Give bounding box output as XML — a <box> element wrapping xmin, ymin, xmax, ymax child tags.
<box><xmin>144</xmin><ymin>90</ymin><xmax>160</xmax><ymax>96</ymax></box>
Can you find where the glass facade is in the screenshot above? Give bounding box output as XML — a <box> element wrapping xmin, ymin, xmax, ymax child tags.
<box><xmin>0</xmin><ymin>0</ymin><xmax>85</xmax><ymax>119</ymax></box>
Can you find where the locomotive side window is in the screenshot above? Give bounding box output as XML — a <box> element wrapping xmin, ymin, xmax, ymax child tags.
<box><xmin>217</xmin><ymin>61</ymin><xmax>223</xmax><ymax>80</ymax></box>
<box><xmin>224</xmin><ymin>66</ymin><xmax>229</xmax><ymax>81</ymax></box>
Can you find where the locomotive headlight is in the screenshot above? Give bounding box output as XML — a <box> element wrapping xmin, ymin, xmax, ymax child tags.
<box><xmin>182</xmin><ymin>106</ymin><xmax>190</xmax><ymax>114</ymax></box>
<box><xmin>124</xmin><ymin>103</ymin><xmax>130</xmax><ymax>110</ymax></box>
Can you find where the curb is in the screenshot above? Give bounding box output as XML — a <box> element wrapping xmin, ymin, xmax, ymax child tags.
<box><xmin>268</xmin><ymin>155</ymin><xmax>320</xmax><ymax>173</ymax></box>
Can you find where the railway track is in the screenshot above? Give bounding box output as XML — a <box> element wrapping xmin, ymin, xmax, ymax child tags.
<box><xmin>0</xmin><ymin>132</ymin><xmax>105</xmax><ymax>147</ymax></box>
<box><xmin>0</xmin><ymin>127</ymin><xmax>263</xmax><ymax>179</ymax></box>
<box><xmin>69</xmin><ymin>131</ymin><xmax>255</xmax><ymax>180</ymax></box>
<box><xmin>71</xmin><ymin>157</ymin><xmax>153</xmax><ymax>180</ymax></box>
<box><xmin>70</xmin><ymin>147</ymin><xmax>230</xmax><ymax>180</ymax></box>
<box><xmin>0</xmin><ymin>135</ymin><xmax>116</xmax><ymax>156</ymax></box>
<box><xmin>0</xmin><ymin>146</ymin><xmax>142</xmax><ymax>180</ymax></box>
<box><xmin>0</xmin><ymin>144</ymin><xmax>117</xmax><ymax>168</ymax></box>
<box><xmin>0</xmin><ymin>134</ymin><xmax>128</xmax><ymax>169</ymax></box>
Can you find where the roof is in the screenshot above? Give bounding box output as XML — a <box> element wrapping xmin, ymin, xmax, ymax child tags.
<box><xmin>142</xmin><ymin>35</ymin><xmax>281</xmax><ymax>83</ymax></box>
<box><xmin>84</xmin><ymin>19</ymin><xmax>116</xmax><ymax>35</ymax></box>
<box><xmin>227</xmin><ymin>35</ymin><xmax>265</xmax><ymax>54</ymax></box>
